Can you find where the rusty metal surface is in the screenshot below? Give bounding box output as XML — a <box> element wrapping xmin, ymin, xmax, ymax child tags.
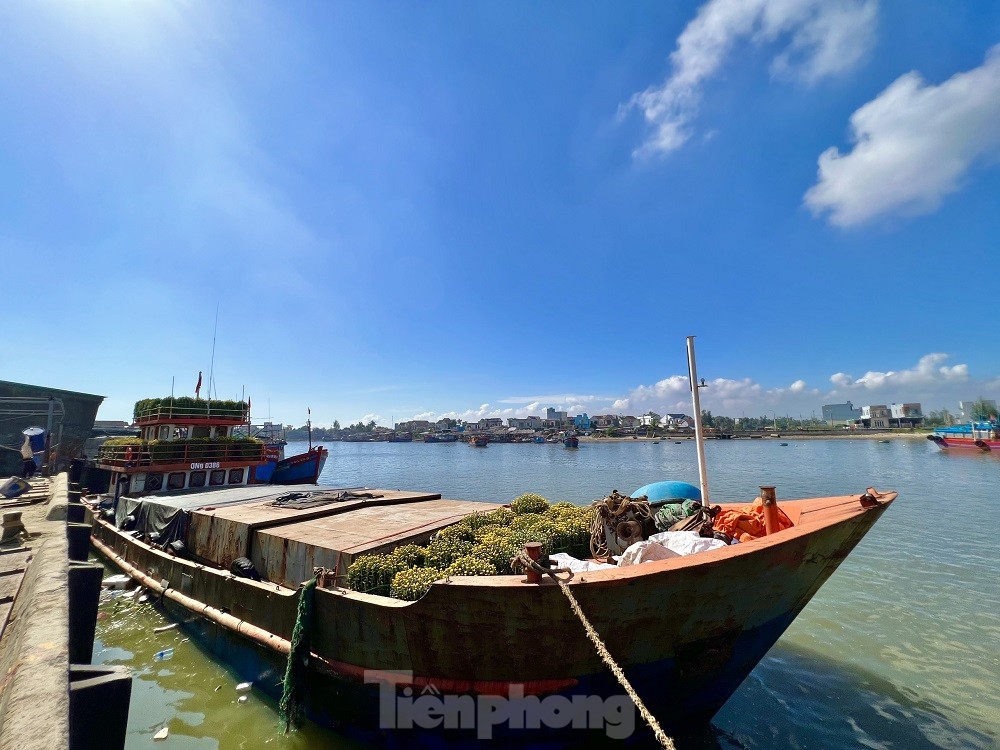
<box><xmin>252</xmin><ymin>498</ymin><xmax>501</xmax><ymax>587</ymax></box>
<box><xmin>187</xmin><ymin>488</ymin><xmax>445</xmax><ymax>570</ymax></box>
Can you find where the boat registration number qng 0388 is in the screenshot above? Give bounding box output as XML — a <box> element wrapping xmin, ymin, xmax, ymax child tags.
<box><xmin>189</xmin><ymin>462</ymin><xmax>221</xmax><ymax>470</ymax></box>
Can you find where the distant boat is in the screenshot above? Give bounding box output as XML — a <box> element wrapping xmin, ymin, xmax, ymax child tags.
<box><xmin>878</xmin><ymin>439</ymin><xmax>890</xmax><ymax>444</ymax></box>
<box><xmin>389</xmin><ymin>432</ymin><xmax>413</xmax><ymax>443</ymax></box>
<box><xmin>271</xmin><ymin>445</ymin><xmax>328</xmax><ymax>484</ymax></box>
<box><xmin>470</xmin><ymin>435</ymin><xmax>488</xmax><ymax>447</ymax></box>
<box><xmin>653</xmin><ymin>441</ymin><xmax>660</xmax><ymax>444</ymax></box>
<box><xmin>533</xmin><ymin>436</ymin><xmax>545</xmax><ymax>444</ymax></box>
<box><xmin>564</xmin><ymin>435</ymin><xmax>579</xmax><ymax>448</ymax></box>
<box><xmin>423</xmin><ymin>432</ymin><xmax>458</xmax><ymax>443</ymax></box>
<box><xmin>779</xmin><ymin>443</ymin><xmax>788</xmax><ymax>446</ymax></box>
<box><xmin>927</xmin><ymin>422</ymin><xmax>1000</xmax><ymax>451</ymax></box>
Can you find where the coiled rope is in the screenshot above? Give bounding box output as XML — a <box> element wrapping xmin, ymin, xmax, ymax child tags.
<box><xmin>513</xmin><ymin>553</ymin><xmax>675</xmax><ymax>749</ymax></box>
<box><xmin>589</xmin><ymin>490</ymin><xmax>654</xmax><ymax>561</ymax></box>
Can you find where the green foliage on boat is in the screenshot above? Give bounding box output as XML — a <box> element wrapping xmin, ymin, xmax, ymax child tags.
<box><xmin>133</xmin><ymin>396</ymin><xmax>248</xmax><ymax>421</ymax></box>
<box><xmin>346</xmin><ymin>494</ymin><xmax>594</xmax><ymax>600</ymax></box>
<box><xmin>511</xmin><ymin>492</ymin><xmax>549</xmax><ymax>515</ymax></box>
<box><xmin>97</xmin><ymin>435</ymin><xmax>263</xmax><ymax>461</ymax></box>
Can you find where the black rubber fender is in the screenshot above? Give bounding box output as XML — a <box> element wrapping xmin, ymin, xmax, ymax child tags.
<box><xmin>230</xmin><ymin>556</ymin><xmax>262</xmax><ymax>581</ymax></box>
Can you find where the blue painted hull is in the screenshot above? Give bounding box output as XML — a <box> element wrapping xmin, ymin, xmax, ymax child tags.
<box><xmin>271</xmin><ymin>447</ymin><xmax>328</xmax><ymax>484</ymax></box>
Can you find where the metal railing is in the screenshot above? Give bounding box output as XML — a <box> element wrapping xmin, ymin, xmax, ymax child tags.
<box><xmin>97</xmin><ymin>440</ymin><xmax>266</xmax><ymax>467</ymax></box>
<box><xmin>133</xmin><ymin>405</ymin><xmax>248</xmax><ymax>424</ymax></box>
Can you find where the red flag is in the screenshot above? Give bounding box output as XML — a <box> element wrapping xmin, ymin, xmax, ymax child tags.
<box><xmin>195</xmin><ymin>371</ymin><xmax>202</xmax><ymax>397</ymax></box>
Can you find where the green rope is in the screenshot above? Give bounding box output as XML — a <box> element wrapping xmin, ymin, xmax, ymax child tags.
<box><xmin>279</xmin><ymin>575</ymin><xmax>317</xmax><ymax>733</ymax></box>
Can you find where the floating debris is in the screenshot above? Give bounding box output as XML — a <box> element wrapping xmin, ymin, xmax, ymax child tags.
<box><xmin>153</xmin><ymin>623</ymin><xmax>178</xmax><ymax>634</ymax></box>
<box><xmin>102</xmin><ymin>574</ymin><xmax>130</xmax><ymax>589</ymax></box>
<box><xmin>153</xmin><ymin>648</ymin><xmax>174</xmax><ymax>661</ymax></box>
<box><xmin>236</xmin><ymin>681</ymin><xmax>252</xmax><ymax>692</ymax></box>
<box><xmin>238</xmin><ymin>695</ymin><xmax>248</xmax><ymax>704</ymax></box>
<box><xmin>153</xmin><ymin>726</ymin><xmax>169</xmax><ymax>741</ymax></box>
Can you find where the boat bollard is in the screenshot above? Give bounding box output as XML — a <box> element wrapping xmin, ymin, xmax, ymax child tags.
<box><xmin>523</xmin><ymin>542</ymin><xmax>544</xmax><ymax>584</ymax></box>
<box><xmin>760</xmin><ymin>486</ymin><xmax>780</xmax><ymax>535</ymax></box>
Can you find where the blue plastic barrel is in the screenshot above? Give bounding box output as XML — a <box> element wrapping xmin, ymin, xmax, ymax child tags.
<box><xmin>630</xmin><ymin>480</ymin><xmax>701</xmax><ymax>502</ymax></box>
<box><xmin>22</xmin><ymin>427</ymin><xmax>46</xmax><ymax>453</ymax></box>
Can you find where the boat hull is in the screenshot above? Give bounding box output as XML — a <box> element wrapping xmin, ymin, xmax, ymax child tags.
<box><xmin>88</xmin><ymin>491</ymin><xmax>893</xmax><ymax>741</ymax></box>
<box><xmin>271</xmin><ymin>446</ymin><xmax>328</xmax><ymax>484</ymax></box>
<box><xmin>928</xmin><ymin>434</ymin><xmax>1000</xmax><ymax>451</ymax></box>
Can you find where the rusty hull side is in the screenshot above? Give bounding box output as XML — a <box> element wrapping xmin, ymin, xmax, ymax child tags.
<box><xmin>91</xmin><ymin>513</ymin><xmax>300</xmax><ymax>641</ymax></box>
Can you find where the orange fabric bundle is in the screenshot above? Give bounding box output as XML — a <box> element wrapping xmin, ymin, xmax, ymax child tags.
<box><xmin>713</xmin><ymin>497</ymin><xmax>794</xmax><ymax>541</ymax></box>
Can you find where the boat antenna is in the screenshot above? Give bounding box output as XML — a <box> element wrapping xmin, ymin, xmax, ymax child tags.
<box><xmin>208</xmin><ymin>303</ymin><xmax>219</xmax><ymax>416</ymax></box>
<box><xmin>307</xmin><ymin>407</ymin><xmax>312</xmax><ymax>451</ymax></box>
<box><xmin>686</xmin><ymin>336</ymin><xmax>710</xmax><ymax>503</ymax></box>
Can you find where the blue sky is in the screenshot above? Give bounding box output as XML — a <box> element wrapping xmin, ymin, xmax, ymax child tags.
<box><xmin>2</xmin><ymin>1</ymin><xmax>999</xmax><ymax>426</ymax></box>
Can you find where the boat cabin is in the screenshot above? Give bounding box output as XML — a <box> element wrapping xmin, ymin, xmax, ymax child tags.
<box><xmin>95</xmin><ymin>397</ymin><xmax>267</xmax><ymax>495</ymax></box>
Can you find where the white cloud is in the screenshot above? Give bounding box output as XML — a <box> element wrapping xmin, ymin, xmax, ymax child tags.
<box><xmin>805</xmin><ymin>44</ymin><xmax>1000</xmax><ymax>226</ymax></box>
<box><xmin>827</xmin><ymin>354</ymin><xmax>969</xmax><ymax>390</ymax></box>
<box><xmin>396</xmin><ymin>353</ymin><xmax>983</xmax><ymax>424</ymax></box>
<box><xmin>625</xmin><ymin>0</ymin><xmax>877</xmax><ymax>156</ymax></box>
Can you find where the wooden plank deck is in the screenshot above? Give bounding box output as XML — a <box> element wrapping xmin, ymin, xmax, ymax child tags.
<box><xmin>252</xmin><ymin>496</ymin><xmax>500</xmax><ymax>587</ymax></box>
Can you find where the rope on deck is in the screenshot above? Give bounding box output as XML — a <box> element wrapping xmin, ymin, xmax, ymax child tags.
<box><xmin>512</xmin><ymin>551</ymin><xmax>675</xmax><ymax>749</ymax></box>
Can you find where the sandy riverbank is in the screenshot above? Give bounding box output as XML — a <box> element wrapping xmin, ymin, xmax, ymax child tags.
<box><xmin>579</xmin><ymin>431</ymin><xmax>930</xmax><ymax>442</ymax></box>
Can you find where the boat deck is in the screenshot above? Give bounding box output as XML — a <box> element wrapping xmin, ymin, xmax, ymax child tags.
<box><xmin>182</xmin><ymin>487</ymin><xmax>500</xmax><ymax>588</ymax></box>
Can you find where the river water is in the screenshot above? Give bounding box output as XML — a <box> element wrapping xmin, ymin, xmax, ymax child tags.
<box><xmin>93</xmin><ymin>437</ymin><xmax>999</xmax><ymax>749</ymax></box>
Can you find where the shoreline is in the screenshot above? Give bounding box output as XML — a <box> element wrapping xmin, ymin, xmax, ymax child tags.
<box><xmin>578</xmin><ymin>431</ymin><xmax>929</xmax><ymax>442</ymax></box>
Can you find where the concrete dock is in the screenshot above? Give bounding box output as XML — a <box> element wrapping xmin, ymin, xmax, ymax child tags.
<box><xmin>0</xmin><ymin>469</ymin><xmax>129</xmax><ymax>750</ymax></box>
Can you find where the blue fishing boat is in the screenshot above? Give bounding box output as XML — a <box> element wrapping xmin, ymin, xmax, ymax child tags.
<box><xmin>271</xmin><ymin>445</ymin><xmax>328</xmax><ymax>484</ymax></box>
<box><xmin>563</xmin><ymin>434</ymin><xmax>579</xmax><ymax>448</ymax></box>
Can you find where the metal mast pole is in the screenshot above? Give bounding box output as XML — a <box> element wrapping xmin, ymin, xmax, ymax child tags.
<box><xmin>686</xmin><ymin>336</ymin><xmax>710</xmax><ymax>504</ymax></box>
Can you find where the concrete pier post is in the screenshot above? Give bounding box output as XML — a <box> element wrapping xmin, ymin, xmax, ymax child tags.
<box><xmin>67</xmin><ymin>561</ymin><xmax>102</xmax><ymax>665</ymax></box>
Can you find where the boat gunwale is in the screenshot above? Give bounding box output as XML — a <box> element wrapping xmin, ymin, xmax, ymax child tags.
<box><xmin>321</xmin><ymin>490</ymin><xmax>897</xmax><ymax>601</ymax></box>
<box><xmin>89</xmin><ymin>490</ymin><xmax>895</xmax><ymax>606</ymax></box>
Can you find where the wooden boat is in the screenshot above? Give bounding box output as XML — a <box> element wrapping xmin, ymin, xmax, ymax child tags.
<box><xmin>423</xmin><ymin>432</ymin><xmax>459</xmax><ymax>443</ymax></box>
<box><xmin>88</xmin><ymin>486</ymin><xmax>896</xmax><ymax>740</ymax></box>
<box><xmin>563</xmin><ymin>434</ymin><xmax>579</xmax><ymax>448</ymax></box>
<box><xmin>470</xmin><ymin>435</ymin><xmax>488</xmax><ymax>447</ymax></box>
<box><xmin>927</xmin><ymin>422</ymin><xmax>1000</xmax><ymax>451</ymax></box>
<box><xmin>88</xmin><ymin>344</ymin><xmax>897</xmax><ymax>742</ymax></box>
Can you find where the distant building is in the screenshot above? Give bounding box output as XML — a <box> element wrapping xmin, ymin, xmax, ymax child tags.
<box><xmin>860</xmin><ymin>405</ymin><xmax>891</xmax><ymax>428</ymax></box>
<box><xmin>665</xmin><ymin>413</ymin><xmax>693</xmax><ymax>429</ymax></box>
<box><xmin>507</xmin><ymin>416</ymin><xmax>544</xmax><ymax>430</ymax></box>
<box><xmin>889</xmin><ymin>403</ymin><xmax>924</xmax><ymax>427</ymax></box>
<box><xmin>546</xmin><ymin>407</ymin><xmax>567</xmax><ymax>422</ymax></box>
<box><xmin>395</xmin><ymin>419</ymin><xmax>432</xmax><ymax>432</ymax></box>
<box><xmin>573</xmin><ymin>413</ymin><xmax>591</xmax><ymax>429</ymax></box>
<box><xmin>591</xmin><ymin>415</ymin><xmax>618</xmax><ymax>428</ymax></box>
<box><xmin>822</xmin><ymin>401</ymin><xmax>862</xmax><ymax>425</ymax></box>
<box><xmin>477</xmin><ymin>417</ymin><xmax>503</xmax><ymax>431</ymax></box>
